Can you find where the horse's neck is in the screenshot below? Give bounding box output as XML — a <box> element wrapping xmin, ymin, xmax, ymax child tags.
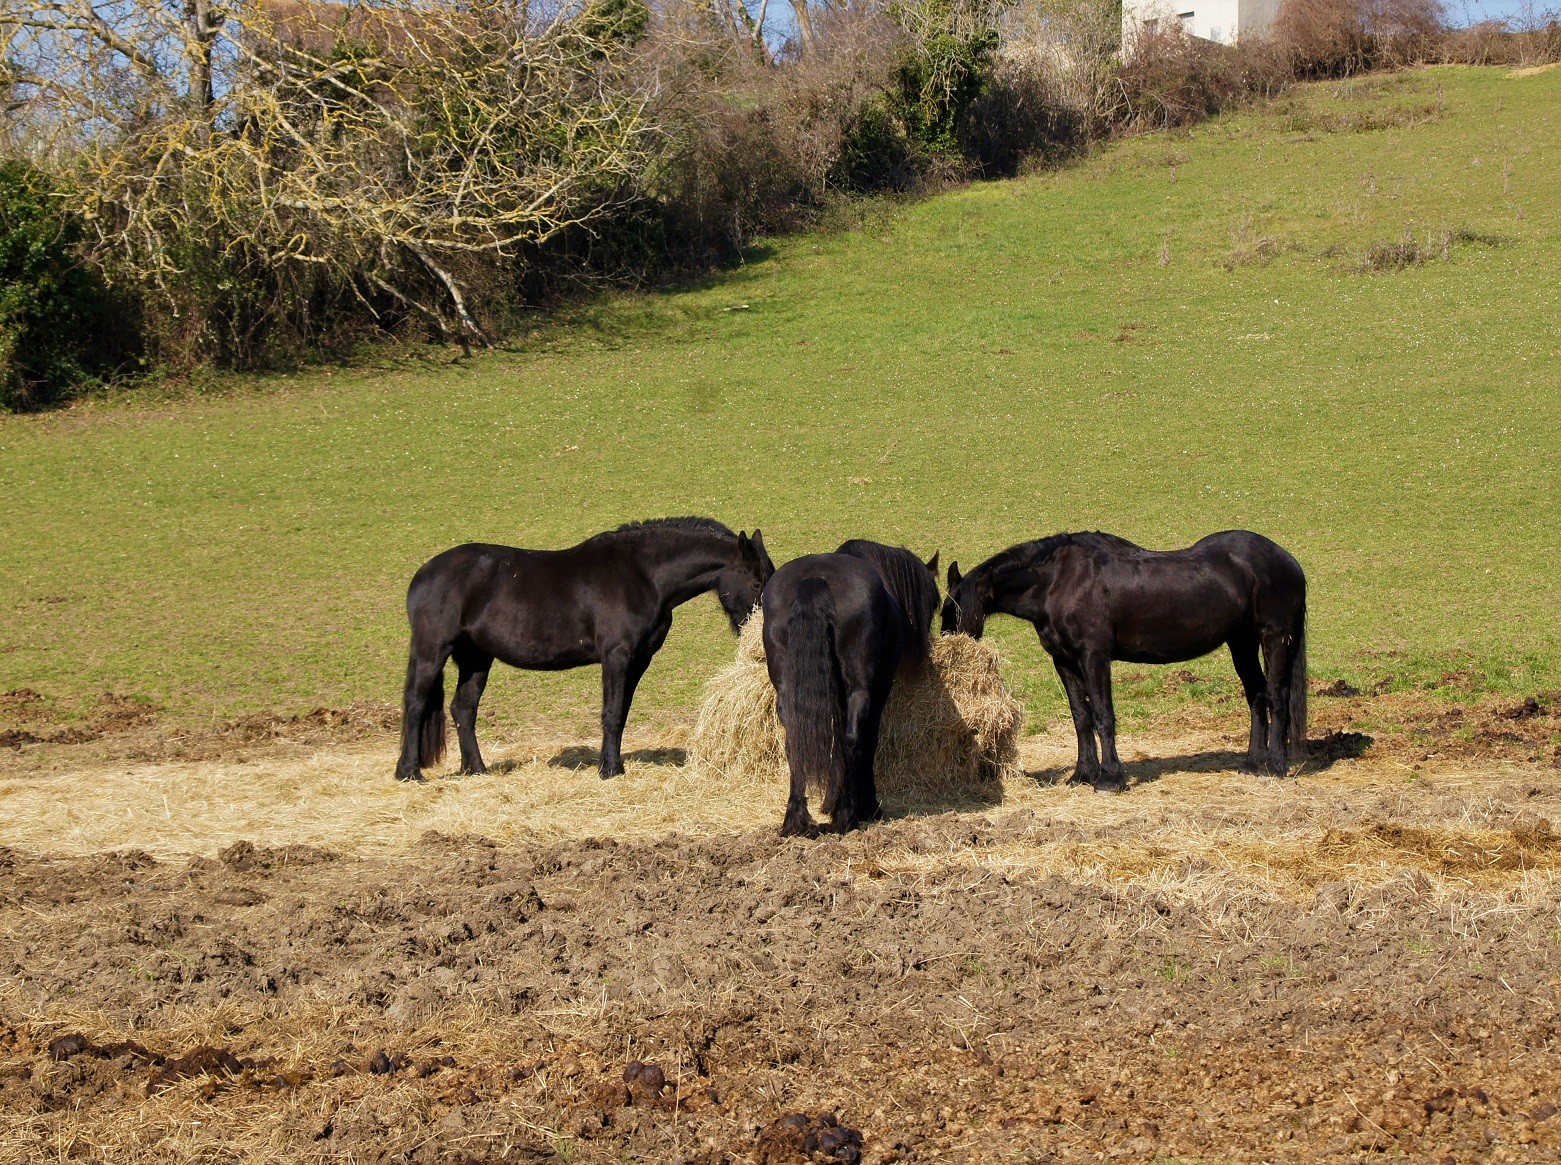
<box><xmin>646</xmin><ymin>537</ymin><xmax>731</xmax><ymax>607</ymax></box>
<box><xmin>988</xmin><ymin>561</ymin><xmax>1051</xmax><ymax>621</ymax></box>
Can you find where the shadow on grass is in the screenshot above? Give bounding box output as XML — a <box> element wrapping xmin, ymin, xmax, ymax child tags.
<box><xmin>546</xmin><ymin>745</ymin><xmax>689</xmax><ymax>770</ymax></box>
<box><xmin>1025</xmin><ymin>732</ymin><xmax>1375</xmax><ymax>788</ymax></box>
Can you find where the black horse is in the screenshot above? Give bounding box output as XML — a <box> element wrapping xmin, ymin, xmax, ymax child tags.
<box><xmin>762</xmin><ymin>552</ymin><xmax>914</xmax><ymax>836</ymax></box>
<box><xmin>397</xmin><ymin>517</ymin><xmax>774</xmax><ymax>782</ymax></box>
<box><xmin>943</xmin><ymin>530</ymin><xmax>1306</xmax><ymax>789</ymax></box>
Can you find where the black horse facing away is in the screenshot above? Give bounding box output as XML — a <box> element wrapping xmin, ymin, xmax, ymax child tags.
<box><xmin>397</xmin><ymin>518</ymin><xmax>774</xmax><ymax>782</ymax></box>
<box><xmin>762</xmin><ymin>552</ymin><xmax>914</xmax><ymax>836</ymax></box>
<box><xmin>943</xmin><ymin>530</ymin><xmax>1306</xmax><ymax>790</ymax></box>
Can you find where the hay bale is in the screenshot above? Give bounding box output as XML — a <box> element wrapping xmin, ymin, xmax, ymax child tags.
<box><xmin>689</xmin><ymin>613</ymin><xmax>1023</xmax><ymax>798</ymax></box>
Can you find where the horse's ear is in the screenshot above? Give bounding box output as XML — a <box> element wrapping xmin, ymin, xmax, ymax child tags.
<box><xmin>737</xmin><ymin>530</ymin><xmax>761</xmax><ymax>567</ymax></box>
<box><xmin>750</xmin><ymin>529</ymin><xmax>768</xmax><ymax>557</ymax></box>
<box><xmin>947</xmin><ymin>561</ymin><xmax>962</xmax><ymax>590</ymax></box>
<box><xmin>924</xmin><ymin>551</ymin><xmax>939</xmax><ymax>576</ymax></box>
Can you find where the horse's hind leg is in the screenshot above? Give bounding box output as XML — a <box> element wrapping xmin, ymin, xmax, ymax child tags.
<box><xmin>450</xmin><ymin>641</ymin><xmax>494</xmax><ymax>775</ymax></box>
<box><xmin>396</xmin><ymin>640</ymin><xmax>451</xmax><ymax>782</ymax></box>
<box><xmin>1229</xmin><ymin>634</ymin><xmax>1269</xmax><ymax>772</ymax></box>
<box><xmin>779</xmin><ymin>689</ymin><xmax>819</xmax><ymax>838</ymax></box>
<box><xmin>833</xmin><ymin>685</ymin><xmax>885</xmax><ymax>832</ymax></box>
<box><xmin>1260</xmin><ymin>630</ymin><xmax>1297</xmax><ymax>777</ymax></box>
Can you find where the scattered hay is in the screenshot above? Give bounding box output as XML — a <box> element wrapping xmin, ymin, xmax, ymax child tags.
<box><xmin>688</xmin><ymin>614</ymin><xmax>1023</xmax><ymax>800</ymax></box>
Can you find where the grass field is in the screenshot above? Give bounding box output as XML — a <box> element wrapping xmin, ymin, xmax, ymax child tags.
<box><xmin>1</xmin><ymin>65</ymin><xmax>1556</xmax><ymax>739</ymax></box>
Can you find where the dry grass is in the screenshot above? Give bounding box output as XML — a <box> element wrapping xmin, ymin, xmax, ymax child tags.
<box><xmin>0</xmin><ymin>724</ymin><xmax>773</xmax><ymax>858</ymax></box>
<box><xmin>3</xmin><ymin>713</ymin><xmax>1558</xmax><ymax>914</ymax></box>
<box><xmin>687</xmin><ymin>615</ymin><xmax>1024</xmax><ymax>802</ymax></box>
<box><xmin>0</xmin><ymin>994</ymin><xmax>583</xmax><ymax>1165</ymax></box>
<box><xmin>864</xmin><ymin>728</ymin><xmax>1561</xmax><ymax>910</ymax></box>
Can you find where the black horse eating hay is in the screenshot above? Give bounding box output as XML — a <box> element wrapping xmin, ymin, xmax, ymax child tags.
<box><xmin>397</xmin><ymin>517</ymin><xmax>774</xmax><ymax>782</ymax></box>
<box><xmin>942</xmin><ymin>530</ymin><xmax>1306</xmax><ymax>790</ymax></box>
<box><xmin>762</xmin><ymin>541</ymin><xmax>940</xmax><ymax>836</ymax></box>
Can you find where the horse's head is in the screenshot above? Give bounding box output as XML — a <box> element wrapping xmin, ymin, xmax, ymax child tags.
<box><xmin>941</xmin><ymin>560</ymin><xmax>987</xmax><ymax>638</ymax></box>
<box><xmin>718</xmin><ymin>529</ymin><xmax>774</xmax><ymax>633</ymax></box>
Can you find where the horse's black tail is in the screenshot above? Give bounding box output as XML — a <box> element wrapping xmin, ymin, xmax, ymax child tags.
<box><xmin>1288</xmin><ymin>603</ymin><xmax>1308</xmax><ymax>757</ymax></box>
<box><xmin>418</xmin><ymin>664</ymin><xmax>448</xmax><ymax>768</ymax></box>
<box><xmin>781</xmin><ymin>578</ymin><xmax>846</xmax><ymax>801</ymax></box>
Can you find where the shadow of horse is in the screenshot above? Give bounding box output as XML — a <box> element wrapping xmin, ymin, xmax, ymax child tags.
<box><xmin>877</xmin><ymin>657</ymin><xmax>1008</xmax><ymax>818</ymax></box>
<box><xmin>1026</xmin><ymin>731</ymin><xmax>1374</xmax><ymax>788</ymax></box>
<box><xmin>547</xmin><ymin>745</ymin><xmax>689</xmax><ymax>771</ymax></box>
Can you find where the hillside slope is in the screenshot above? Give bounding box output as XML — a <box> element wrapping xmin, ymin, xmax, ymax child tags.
<box><xmin>0</xmin><ymin>66</ymin><xmax>1556</xmax><ymax>732</ymax></box>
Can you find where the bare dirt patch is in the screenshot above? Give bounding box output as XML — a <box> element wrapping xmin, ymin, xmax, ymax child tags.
<box><xmin>2</xmin><ymin>718</ymin><xmax>1561</xmax><ymax>1162</ymax></box>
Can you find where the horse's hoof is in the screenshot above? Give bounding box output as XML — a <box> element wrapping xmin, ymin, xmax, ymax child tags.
<box><xmin>1093</xmin><ymin>778</ymin><xmax>1127</xmax><ymax>795</ymax></box>
<box><xmin>780</xmin><ymin>816</ymin><xmax>816</xmax><ymax>838</ymax></box>
<box><xmin>1065</xmin><ymin>772</ymin><xmax>1095</xmax><ymax>787</ymax></box>
<box><xmin>395</xmin><ymin>771</ymin><xmax>423</xmax><ymax>783</ymax></box>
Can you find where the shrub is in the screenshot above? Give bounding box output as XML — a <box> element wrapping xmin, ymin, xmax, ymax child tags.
<box><xmin>1117</xmin><ymin>26</ymin><xmax>1288</xmax><ymax>131</ymax></box>
<box><xmin>0</xmin><ymin>163</ymin><xmax>132</xmax><ymax>410</ymax></box>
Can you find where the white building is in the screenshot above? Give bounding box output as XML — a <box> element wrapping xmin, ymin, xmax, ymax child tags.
<box><xmin>1121</xmin><ymin>0</ymin><xmax>1280</xmax><ymax>47</ymax></box>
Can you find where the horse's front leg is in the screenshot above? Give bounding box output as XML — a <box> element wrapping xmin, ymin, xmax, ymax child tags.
<box><xmin>1080</xmin><ymin>652</ymin><xmax>1125</xmax><ymax>793</ymax></box>
<box><xmin>1052</xmin><ymin>656</ymin><xmax>1100</xmax><ymax>787</ymax></box>
<box><xmin>598</xmin><ymin>631</ymin><xmax>660</xmax><ymax>779</ymax></box>
<box><xmin>599</xmin><ymin>646</ymin><xmax>633</xmax><ymax>778</ymax></box>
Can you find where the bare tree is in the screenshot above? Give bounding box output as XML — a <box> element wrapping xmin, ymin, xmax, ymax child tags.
<box><xmin>2</xmin><ymin>0</ymin><xmax>664</xmax><ymax>351</ymax></box>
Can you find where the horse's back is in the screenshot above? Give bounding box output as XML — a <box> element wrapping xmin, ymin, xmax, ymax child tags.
<box><xmin>1185</xmin><ymin>531</ymin><xmax>1306</xmax><ymax>609</ymax></box>
<box><xmin>1045</xmin><ymin>532</ymin><xmax>1285</xmax><ymax>662</ymax></box>
<box><xmin>407</xmin><ymin>540</ymin><xmax>630</xmax><ymax>666</ymax></box>
<box><xmin>765</xmin><ymin>554</ymin><xmax>903</xmax><ymax>709</ymax></box>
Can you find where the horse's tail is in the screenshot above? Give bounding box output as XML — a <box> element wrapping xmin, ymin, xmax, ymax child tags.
<box><xmin>781</xmin><ymin>578</ymin><xmax>846</xmax><ymax>799</ymax></box>
<box><xmin>1288</xmin><ymin>602</ymin><xmax>1308</xmax><ymax>757</ymax></box>
<box><xmin>406</xmin><ymin>654</ymin><xmax>447</xmax><ymax>769</ymax></box>
<box><xmin>420</xmin><ymin>668</ymin><xmax>448</xmax><ymax>767</ymax></box>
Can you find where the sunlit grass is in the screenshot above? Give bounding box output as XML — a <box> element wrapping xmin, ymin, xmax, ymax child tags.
<box><xmin>1</xmin><ymin>65</ymin><xmax>1556</xmax><ymax>735</ymax></box>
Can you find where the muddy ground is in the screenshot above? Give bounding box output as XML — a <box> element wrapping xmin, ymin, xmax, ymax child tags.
<box><xmin>1</xmin><ymin>693</ymin><xmax>1560</xmax><ymax>1163</ymax></box>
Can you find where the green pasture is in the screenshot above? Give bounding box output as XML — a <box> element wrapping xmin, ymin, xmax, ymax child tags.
<box><xmin>1</xmin><ymin>66</ymin><xmax>1557</xmax><ymax>739</ymax></box>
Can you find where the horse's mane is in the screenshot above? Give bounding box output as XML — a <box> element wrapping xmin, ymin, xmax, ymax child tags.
<box><xmin>607</xmin><ymin>516</ymin><xmax>735</xmax><ymax>540</ymax></box>
<box><xmin>978</xmin><ymin>531</ymin><xmax>1144</xmax><ymax>581</ymax></box>
<box><xmin>836</xmin><ymin>539</ymin><xmax>939</xmax><ymax>660</ymax></box>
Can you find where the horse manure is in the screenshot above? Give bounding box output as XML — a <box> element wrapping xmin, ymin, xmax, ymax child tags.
<box><xmin>147</xmin><ymin>1045</ymin><xmax>247</xmax><ymax>1092</ymax></box>
<box><xmin>509</xmin><ymin>1059</ymin><xmax>545</xmax><ymax>1081</ymax></box>
<box><xmin>365</xmin><ymin>1050</ymin><xmax>394</xmax><ymax>1075</ymax></box>
<box><xmin>758</xmin><ymin>1110</ymin><xmax>863</xmax><ymax>1163</ymax></box>
<box><xmin>623</xmin><ymin>1060</ymin><xmax>666</xmax><ymax>1095</ymax></box>
<box><xmin>49</xmin><ymin>1034</ymin><xmax>94</xmax><ymax>1061</ymax></box>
